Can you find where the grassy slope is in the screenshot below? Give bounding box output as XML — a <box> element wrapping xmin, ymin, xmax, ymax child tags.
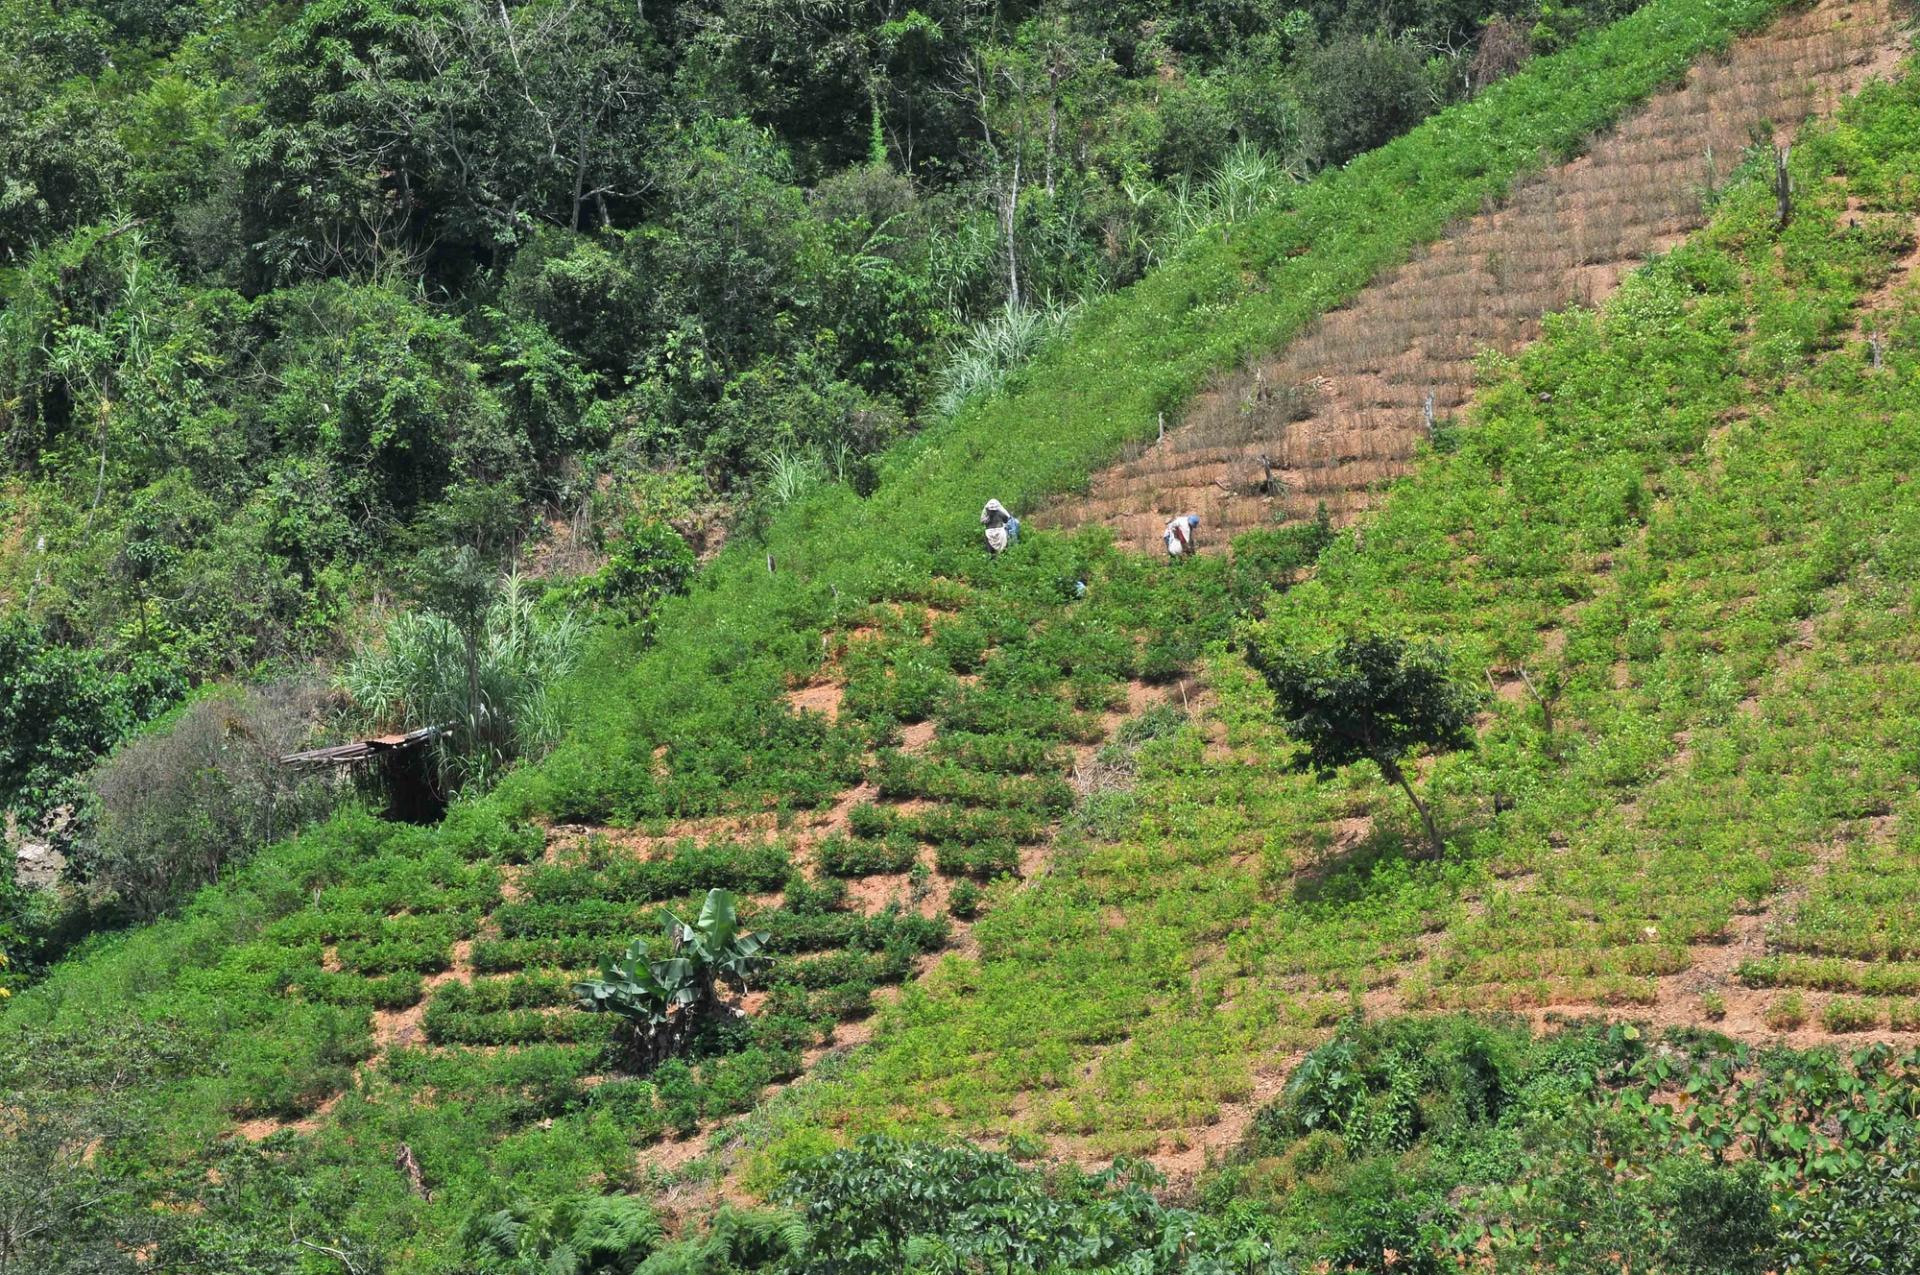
<box><xmin>507</xmin><ymin>0</ymin><xmax>1799</xmax><ymax>830</ymax></box>
<box><xmin>2</xmin><ymin>0</ymin><xmax>1877</xmax><ymax>1262</ymax></box>
<box><xmin>755</xmin><ymin>71</ymin><xmax>1920</xmax><ymax>1169</ymax></box>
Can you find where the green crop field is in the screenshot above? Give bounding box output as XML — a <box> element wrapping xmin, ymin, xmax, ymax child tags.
<box><xmin>6</xmin><ymin>0</ymin><xmax>1920</xmax><ymax>1268</ymax></box>
<box><xmin>762</xmin><ymin>72</ymin><xmax>1920</xmax><ymax>1172</ymax></box>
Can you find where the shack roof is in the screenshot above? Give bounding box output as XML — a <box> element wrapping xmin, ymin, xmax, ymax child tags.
<box><xmin>280</xmin><ymin>724</ymin><xmax>451</xmax><ymax>766</ymax></box>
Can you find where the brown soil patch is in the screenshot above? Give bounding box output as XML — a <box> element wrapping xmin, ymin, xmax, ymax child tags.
<box><xmin>374</xmin><ymin>940</ymin><xmax>476</xmax><ymax>1056</ymax></box>
<box><xmin>1045</xmin><ymin>0</ymin><xmax>1907</xmax><ymax>549</ymax></box>
<box><xmin>639</xmin><ymin>1131</ymin><xmax>717</xmax><ymax>1179</ymax></box>
<box><xmin>804</xmin><ymin>780</ymin><xmax>877</xmax><ymax>843</ymax></box>
<box><xmin>786</xmin><ymin>681</ymin><xmax>843</xmax><ymax>722</ymax></box>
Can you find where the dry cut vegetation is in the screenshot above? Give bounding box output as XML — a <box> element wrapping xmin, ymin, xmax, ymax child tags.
<box><xmin>1049</xmin><ymin>0</ymin><xmax>1911</xmax><ymax>548</ymax></box>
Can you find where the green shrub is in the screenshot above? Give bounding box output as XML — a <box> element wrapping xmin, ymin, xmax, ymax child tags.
<box><xmin>948</xmin><ymin>879</ymin><xmax>984</xmax><ymax>919</ymax></box>
<box><xmin>933</xmin><ymin>839</ymin><xmax>1020</xmax><ymax>880</ymax></box>
<box><xmin>1764</xmin><ymin>992</ymin><xmax>1808</xmax><ymax>1031</ymax></box>
<box><xmin>1299</xmin><ymin>34</ymin><xmax>1433</xmax><ymax>167</ymax></box>
<box><xmin>1819</xmin><ymin>998</ymin><xmax>1880</xmax><ymax>1033</ymax></box>
<box><xmin>581</xmin><ymin>517</ymin><xmax>695</xmax><ymax>620</ymax></box>
<box><xmin>83</xmin><ymin>682</ymin><xmax>343</xmax><ymax>921</ymax></box>
<box><xmin>226</xmin><ymin>1004</ymin><xmax>373</xmax><ymax>1119</ymax></box>
<box><xmin>524</xmin><ymin>842</ymin><xmax>790</xmax><ymax>903</ymax></box>
<box><xmin>289</xmin><ymin>970</ymin><xmax>424</xmax><ymax>1010</ymax></box>
<box><xmin>1230</xmin><ymin>507</ymin><xmax>1337</xmax><ymax>602</ymax></box>
<box><xmin>872</xmin><ymin>751</ymin><xmax>1072</xmax><ymax>812</ymax></box>
<box><xmin>815</xmin><ymin>833</ymin><xmax>918</xmax><ymax>877</ymax></box>
<box><xmin>1258</xmin><ymin>1017</ymin><xmax>1532</xmax><ymax>1156</ymax></box>
<box><xmin>812</xmin><ymin>980</ymin><xmax>874</xmax><ymax>1021</ymax></box>
<box><xmin>930</xmin><ymin>731</ymin><xmax>1065</xmax><ymax>775</ymax></box>
<box><xmin>936</xmin><ymin>685</ymin><xmax>1102</xmax><ymax>742</ymax></box>
<box><xmin>330</xmin><ymin>912</ymin><xmax>472</xmax><ymax>974</ymax></box>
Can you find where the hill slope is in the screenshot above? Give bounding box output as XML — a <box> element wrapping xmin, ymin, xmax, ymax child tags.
<box><xmin>6</xmin><ymin>0</ymin><xmax>1920</xmax><ymax>1267</ymax></box>
<box><xmin>1048</xmin><ymin>0</ymin><xmax>1908</xmax><ymax>547</ymax></box>
<box><xmin>758</xmin><ymin>69</ymin><xmax>1920</xmax><ymax>1186</ymax></box>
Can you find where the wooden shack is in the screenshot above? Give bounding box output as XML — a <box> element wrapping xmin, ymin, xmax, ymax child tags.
<box><xmin>281</xmin><ymin>724</ymin><xmax>453</xmax><ymax>822</ymax></box>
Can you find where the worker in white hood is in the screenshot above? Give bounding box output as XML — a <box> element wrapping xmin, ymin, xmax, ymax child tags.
<box><xmin>1164</xmin><ymin>513</ymin><xmax>1200</xmax><ymax>557</ymax></box>
<box><xmin>981</xmin><ymin>499</ymin><xmax>1021</xmax><ymax>554</ymax></box>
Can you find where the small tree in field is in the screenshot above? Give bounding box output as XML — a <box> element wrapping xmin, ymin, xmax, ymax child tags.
<box><xmin>1245</xmin><ymin>632</ymin><xmax>1478</xmax><ymax>859</ymax></box>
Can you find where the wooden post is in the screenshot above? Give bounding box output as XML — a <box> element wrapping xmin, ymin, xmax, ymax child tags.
<box><xmin>1870</xmin><ymin>330</ymin><xmax>1884</xmax><ymax>370</ymax></box>
<box><xmin>1774</xmin><ymin>146</ymin><xmax>1792</xmax><ymax>230</ymax></box>
<box><xmin>1157</xmin><ymin>411</ymin><xmax>1165</xmax><ymax>443</ymax></box>
<box><xmin>1423</xmin><ymin>390</ymin><xmax>1436</xmax><ymax>438</ymax></box>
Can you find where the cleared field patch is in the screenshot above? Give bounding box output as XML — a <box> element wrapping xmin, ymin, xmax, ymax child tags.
<box><xmin>1048</xmin><ymin>0</ymin><xmax>1910</xmax><ymax>550</ymax></box>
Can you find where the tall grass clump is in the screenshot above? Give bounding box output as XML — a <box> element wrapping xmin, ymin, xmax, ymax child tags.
<box><xmin>342</xmin><ymin>573</ymin><xmax>585</xmax><ymax>791</ymax></box>
<box><xmin>934</xmin><ymin>298</ymin><xmax>1080</xmax><ymax>417</ymax></box>
<box><xmin>1162</xmin><ymin>142</ymin><xmax>1300</xmax><ymax>247</ymax></box>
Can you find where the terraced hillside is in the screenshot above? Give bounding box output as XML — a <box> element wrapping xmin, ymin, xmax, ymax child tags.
<box><xmin>216</xmin><ymin>554</ymin><xmax>1229</xmax><ymax>1158</ymax></box>
<box><xmin>1047</xmin><ymin>0</ymin><xmax>1910</xmax><ymax>548</ymax></box>
<box><xmin>759</xmin><ymin>71</ymin><xmax>1920</xmax><ymax>1185</ymax></box>
<box><xmin>8</xmin><ymin>0</ymin><xmax>1920</xmax><ymax>1267</ymax></box>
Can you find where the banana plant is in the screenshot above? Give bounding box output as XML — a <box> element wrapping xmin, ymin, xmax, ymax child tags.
<box><xmin>572</xmin><ymin>889</ymin><xmax>770</xmax><ymax>1068</ymax></box>
<box><xmin>665</xmin><ymin>888</ymin><xmax>770</xmax><ymax>1002</ymax></box>
<box><xmin>572</xmin><ymin>938</ymin><xmax>693</xmax><ymax>1027</ymax></box>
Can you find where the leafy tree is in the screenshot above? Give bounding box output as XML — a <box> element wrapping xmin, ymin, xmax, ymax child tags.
<box><xmin>1298</xmin><ymin>33</ymin><xmax>1432</xmax><ymax>167</ymax></box>
<box><xmin>410</xmin><ymin>544</ymin><xmax>500</xmax><ymax>736</ymax></box>
<box><xmin>0</xmin><ymin>21</ymin><xmax>126</xmax><ymax>262</ymax></box>
<box><xmin>0</xmin><ymin>617</ymin><xmax>182</xmax><ymax>823</ymax></box>
<box><xmin>1244</xmin><ymin>631</ymin><xmax>1478</xmax><ymax>857</ymax></box>
<box><xmin>584</xmin><ymin>516</ymin><xmax>695</xmax><ymax>618</ymax></box>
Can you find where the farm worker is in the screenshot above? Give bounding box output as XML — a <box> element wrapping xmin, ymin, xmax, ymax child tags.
<box><xmin>1164</xmin><ymin>513</ymin><xmax>1200</xmax><ymax>558</ymax></box>
<box><xmin>981</xmin><ymin>499</ymin><xmax>1020</xmax><ymax>554</ymax></box>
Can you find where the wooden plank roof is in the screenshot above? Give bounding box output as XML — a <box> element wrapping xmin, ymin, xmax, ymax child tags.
<box><xmin>280</xmin><ymin>724</ymin><xmax>451</xmax><ymax>766</ymax></box>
